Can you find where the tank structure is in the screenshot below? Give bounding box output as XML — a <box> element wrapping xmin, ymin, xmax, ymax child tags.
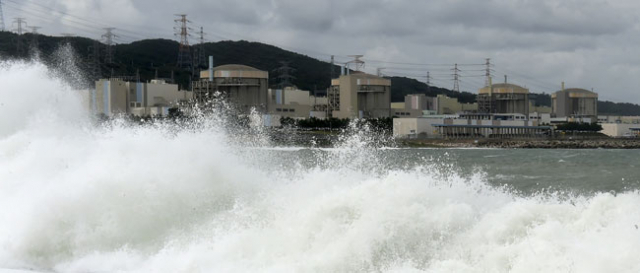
<box><xmin>477</xmin><ymin>82</ymin><xmax>530</xmax><ymax>117</ymax></box>
<box><xmin>552</xmin><ymin>87</ymin><xmax>598</xmax><ymax>119</ymax></box>
<box><xmin>193</xmin><ymin>64</ymin><xmax>269</xmax><ymax>113</ymax></box>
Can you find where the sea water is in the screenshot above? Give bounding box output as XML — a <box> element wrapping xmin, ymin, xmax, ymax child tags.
<box><xmin>1</xmin><ymin>60</ymin><xmax>640</xmax><ymax>273</ymax></box>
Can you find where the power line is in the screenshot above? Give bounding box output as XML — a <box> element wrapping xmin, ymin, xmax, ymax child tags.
<box><xmin>12</xmin><ymin>17</ymin><xmax>25</xmax><ymax>34</ymax></box>
<box><xmin>0</xmin><ymin>0</ymin><xmax>5</xmax><ymax>31</ymax></box>
<box><xmin>102</xmin><ymin>27</ymin><xmax>117</xmax><ymax>64</ymax></box>
<box><xmin>346</xmin><ymin>55</ymin><xmax>365</xmax><ymax>71</ymax></box>
<box><xmin>174</xmin><ymin>14</ymin><xmax>192</xmax><ymax>71</ymax></box>
<box><xmin>194</xmin><ymin>26</ymin><xmax>206</xmax><ymax>69</ymax></box>
<box><xmin>3</xmin><ymin>0</ymin><xmax>162</xmax><ymax>41</ymax></box>
<box><xmin>273</xmin><ymin>61</ymin><xmax>296</xmax><ymax>88</ymax></box>
<box><xmin>363</xmin><ymin>59</ymin><xmax>485</xmax><ymax>67</ymax></box>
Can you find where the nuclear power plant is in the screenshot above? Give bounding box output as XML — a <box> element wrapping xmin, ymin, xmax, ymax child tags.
<box><xmin>477</xmin><ymin>81</ymin><xmax>530</xmax><ymax>116</ymax></box>
<box><xmin>552</xmin><ymin>84</ymin><xmax>598</xmax><ymax>120</ymax></box>
<box><xmin>193</xmin><ymin>59</ymin><xmax>269</xmax><ymax>113</ymax></box>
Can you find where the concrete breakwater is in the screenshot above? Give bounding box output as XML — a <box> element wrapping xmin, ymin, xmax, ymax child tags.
<box><xmin>400</xmin><ymin>138</ymin><xmax>640</xmax><ymax>149</ymax></box>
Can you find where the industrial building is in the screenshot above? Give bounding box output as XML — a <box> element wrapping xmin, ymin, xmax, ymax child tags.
<box><xmin>193</xmin><ymin>63</ymin><xmax>269</xmax><ymax>113</ymax></box>
<box><xmin>600</xmin><ymin>123</ymin><xmax>640</xmax><ymax>138</ymax></box>
<box><xmin>552</xmin><ymin>86</ymin><xmax>598</xmax><ymax>119</ymax></box>
<box><xmin>404</xmin><ymin>94</ymin><xmax>432</xmax><ymax>111</ymax></box>
<box><xmin>478</xmin><ymin>82</ymin><xmax>529</xmax><ymax>116</ymax></box>
<box><xmin>90</xmin><ymin>78</ymin><xmax>190</xmax><ymax>117</ymax></box>
<box><xmin>433</xmin><ymin>94</ymin><xmax>477</xmax><ymax>114</ymax></box>
<box><xmin>392</xmin><ymin>94</ymin><xmax>477</xmax><ymax>118</ymax></box>
<box><xmin>266</xmin><ymin>87</ymin><xmax>328</xmax><ymax>118</ymax></box>
<box><xmin>328</xmin><ymin>72</ymin><xmax>391</xmax><ymax>119</ymax></box>
<box><xmin>393</xmin><ymin>116</ymin><xmax>551</xmax><ymax>139</ymax></box>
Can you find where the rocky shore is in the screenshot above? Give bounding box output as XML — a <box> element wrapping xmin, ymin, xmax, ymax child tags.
<box><xmin>399</xmin><ymin>138</ymin><xmax>640</xmax><ymax>149</ymax></box>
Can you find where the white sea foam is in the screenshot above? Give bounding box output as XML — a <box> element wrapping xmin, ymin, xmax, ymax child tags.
<box><xmin>1</xmin><ymin>60</ymin><xmax>640</xmax><ymax>273</ymax></box>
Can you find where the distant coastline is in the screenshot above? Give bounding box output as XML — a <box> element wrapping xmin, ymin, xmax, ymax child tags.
<box><xmin>267</xmin><ymin>129</ymin><xmax>640</xmax><ymax>149</ymax></box>
<box><xmin>398</xmin><ymin>138</ymin><xmax>640</xmax><ymax>149</ymax></box>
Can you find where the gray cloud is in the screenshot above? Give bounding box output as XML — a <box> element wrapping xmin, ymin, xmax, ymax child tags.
<box><xmin>4</xmin><ymin>0</ymin><xmax>640</xmax><ymax>103</ymax></box>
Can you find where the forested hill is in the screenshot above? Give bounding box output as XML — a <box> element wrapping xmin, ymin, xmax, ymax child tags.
<box><xmin>1</xmin><ymin>31</ymin><xmax>640</xmax><ymax>115</ymax></box>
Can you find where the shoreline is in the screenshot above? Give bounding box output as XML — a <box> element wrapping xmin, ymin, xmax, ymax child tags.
<box><xmin>268</xmin><ymin>130</ymin><xmax>640</xmax><ymax>149</ymax></box>
<box><xmin>398</xmin><ymin>138</ymin><xmax>640</xmax><ymax>149</ymax></box>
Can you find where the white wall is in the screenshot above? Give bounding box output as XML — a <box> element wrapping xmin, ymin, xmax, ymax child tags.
<box><xmin>600</xmin><ymin>123</ymin><xmax>639</xmax><ymax>137</ymax></box>
<box><xmin>393</xmin><ymin>118</ymin><xmax>444</xmax><ymax>138</ymax></box>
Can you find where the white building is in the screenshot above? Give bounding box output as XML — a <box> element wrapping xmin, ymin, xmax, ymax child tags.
<box><xmin>600</xmin><ymin>123</ymin><xmax>640</xmax><ymax>137</ymax></box>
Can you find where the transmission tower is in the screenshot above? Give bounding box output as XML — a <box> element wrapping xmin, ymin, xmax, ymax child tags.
<box><xmin>273</xmin><ymin>61</ymin><xmax>296</xmax><ymax>88</ymax></box>
<box><xmin>12</xmin><ymin>17</ymin><xmax>25</xmax><ymax>34</ymax></box>
<box><xmin>102</xmin><ymin>28</ymin><xmax>117</xmax><ymax>64</ymax></box>
<box><xmin>330</xmin><ymin>55</ymin><xmax>336</xmax><ymax>79</ymax></box>
<box><xmin>0</xmin><ymin>0</ymin><xmax>5</xmax><ymax>31</ymax></box>
<box><xmin>29</xmin><ymin>26</ymin><xmax>40</xmax><ymax>48</ymax></box>
<box><xmin>193</xmin><ymin>26</ymin><xmax>206</xmax><ymax>69</ymax></box>
<box><xmin>174</xmin><ymin>14</ymin><xmax>192</xmax><ymax>70</ymax></box>
<box><xmin>451</xmin><ymin>63</ymin><xmax>460</xmax><ymax>92</ymax></box>
<box><xmin>12</xmin><ymin>18</ymin><xmax>26</xmax><ymax>56</ymax></box>
<box><xmin>426</xmin><ymin>71</ymin><xmax>431</xmax><ymax>93</ymax></box>
<box><xmin>29</xmin><ymin>26</ymin><xmax>40</xmax><ymax>34</ymax></box>
<box><xmin>376</xmin><ymin>67</ymin><xmax>385</xmax><ymax>77</ymax></box>
<box><xmin>87</xmin><ymin>40</ymin><xmax>102</xmax><ymax>80</ymax></box>
<box><xmin>346</xmin><ymin>55</ymin><xmax>365</xmax><ymax>72</ymax></box>
<box><xmin>484</xmin><ymin>58</ymin><xmax>494</xmax><ymax>87</ymax></box>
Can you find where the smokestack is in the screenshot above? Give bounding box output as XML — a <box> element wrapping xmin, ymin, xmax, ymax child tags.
<box><xmin>562</xmin><ymin>81</ymin><xmax>565</xmax><ymax>91</ymax></box>
<box><xmin>341</xmin><ymin>65</ymin><xmax>345</xmax><ymax>76</ymax></box>
<box><xmin>208</xmin><ymin>56</ymin><xmax>214</xmax><ymax>82</ymax></box>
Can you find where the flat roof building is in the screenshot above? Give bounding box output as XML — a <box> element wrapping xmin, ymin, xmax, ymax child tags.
<box><xmin>328</xmin><ymin>72</ymin><xmax>391</xmax><ymax>119</ymax></box>
<box><xmin>90</xmin><ymin>78</ymin><xmax>190</xmax><ymax>117</ymax></box>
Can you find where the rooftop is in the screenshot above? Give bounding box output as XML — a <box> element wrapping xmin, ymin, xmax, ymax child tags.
<box><xmin>214</xmin><ymin>64</ymin><xmax>262</xmax><ymax>71</ymax></box>
<box><xmin>478</xmin><ymin>83</ymin><xmax>529</xmax><ymax>95</ymax></box>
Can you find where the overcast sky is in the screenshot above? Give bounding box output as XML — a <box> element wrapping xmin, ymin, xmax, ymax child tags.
<box><xmin>4</xmin><ymin>0</ymin><xmax>640</xmax><ymax>103</ymax></box>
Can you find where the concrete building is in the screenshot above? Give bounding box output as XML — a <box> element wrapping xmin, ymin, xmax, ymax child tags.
<box><xmin>404</xmin><ymin>94</ymin><xmax>433</xmax><ymax>111</ymax></box>
<box><xmin>433</xmin><ymin>94</ymin><xmax>478</xmax><ymax>114</ymax></box>
<box><xmin>394</xmin><ymin>112</ymin><xmax>551</xmax><ymax>139</ymax></box>
<box><xmin>392</xmin><ymin>109</ymin><xmax>426</xmax><ymax>118</ymax></box>
<box><xmin>393</xmin><ymin>117</ymin><xmax>446</xmax><ymax>138</ymax></box>
<box><xmin>529</xmin><ymin>102</ymin><xmax>552</xmax><ymax>114</ymax></box>
<box><xmin>393</xmin><ymin>116</ymin><xmax>551</xmax><ymax>139</ymax></box>
<box><xmin>328</xmin><ymin>72</ymin><xmax>391</xmax><ymax>119</ymax></box>
<box><xmin>194</xmin><ymin>64</ymin><xmax>269</xmax><ymax>113</ymax></box>
<box><xmin>598</xmin><ymin>115</ymin><xmax>640</xmax><ymax>124</ymax></box>
<box><xmin>129</xmin><ymin>79</ymin><xmax>192</xmax><ymax>116</ymax></box>
<box><xmin>91</xmin><ymin>79</ymin><xmax>129</xmax><ymax>116</ymax></box>
<box><xmin>90</xmin><ymin>78</ymin><xmax>190</xmax><ymax>117</ymax></box>
<box><xmin>552</xmin><ymin>87</ymin><xmax>598</xmax><ymax>119</ymax></box>
<box><xmin>391</xmin><ymin>102</ymin><xmax>406</xmax><ymax>109</ymax></box>
<box><xmin>600</xmin><ymin>123</ymin><xmax>640</xmax><ymax>137</ymax></box>
<box><xmin>268</xmin><ymin>88</ymin><xmax>310</xmax><ymax>118</ymax></box>
<box><xmin>478</xmin><ymin>83</ymin><xmax>529</xmax><ymax>116</ymax></box>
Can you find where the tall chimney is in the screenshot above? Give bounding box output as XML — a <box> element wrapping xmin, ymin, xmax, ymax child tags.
<box><xmin>208</xmin><ymin>56</ymin><xmax>214</xmax><ymax>82</ymax></box>
<box><xmin>562</xmin><ymin>81</ymin><xmax>565</xmax><ymax>91</ymax></box>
